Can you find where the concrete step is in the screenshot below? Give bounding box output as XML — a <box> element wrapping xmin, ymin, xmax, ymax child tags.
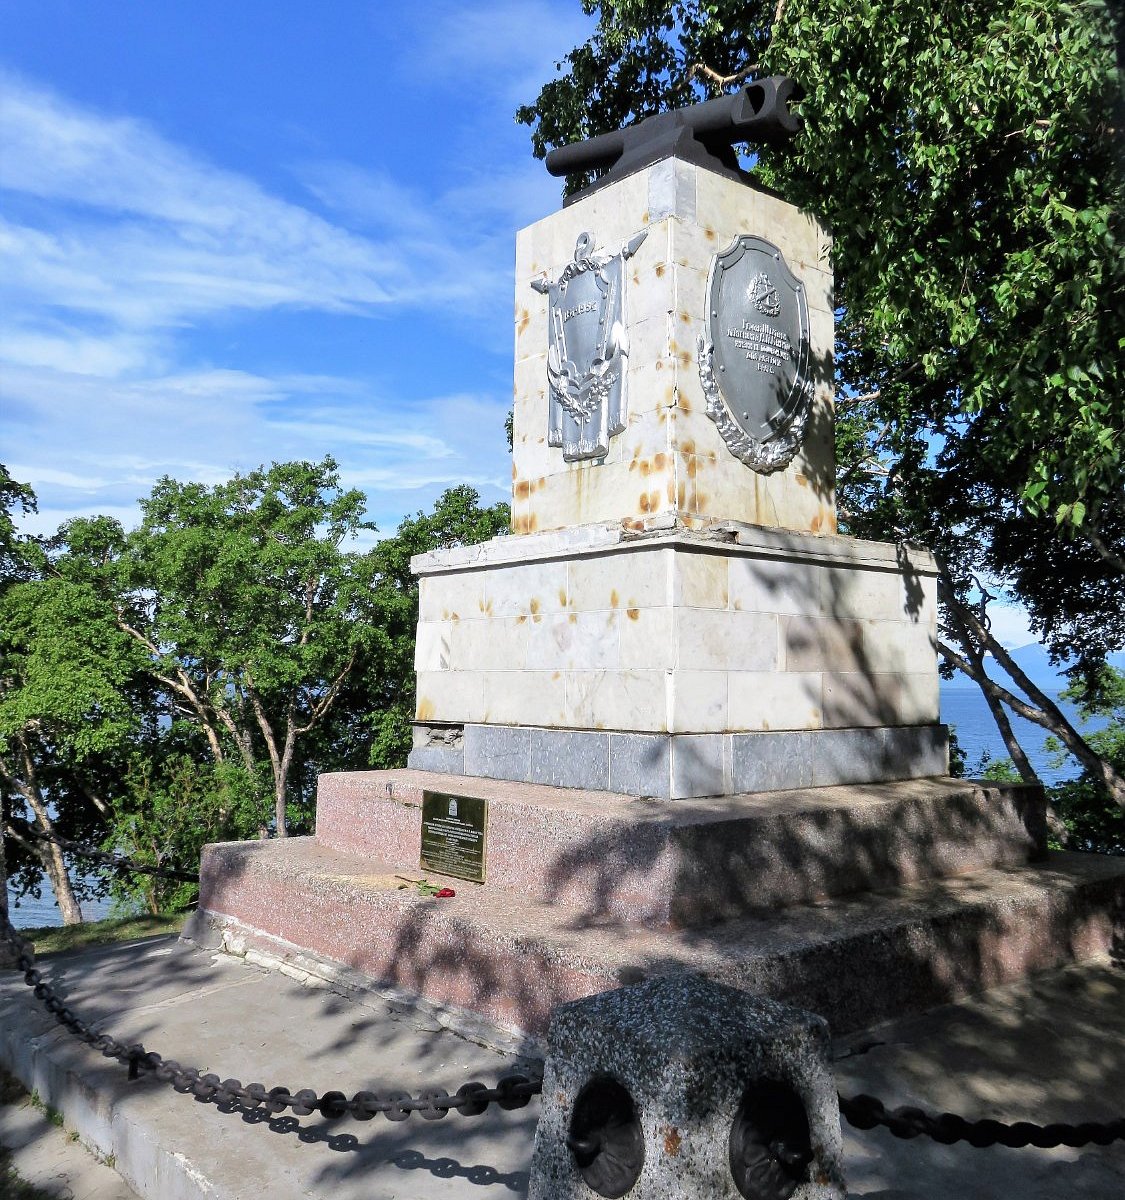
<box><xmin>190</xmin><ymin>836</ymin><xmax>1125</xmax><ymax>1037</ymax></box>
<box><xmin>315</xmin><ymin>770</ymin><xmax>1047</xmax><ymax>923</ymax></box>
<box><xmin>5</xmin><ymin>939</ymin><xmax>1123</xmax><ymax>1200</ymax></box>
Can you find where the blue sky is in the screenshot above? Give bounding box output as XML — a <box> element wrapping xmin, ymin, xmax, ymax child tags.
<box><xmin>0</xmin><ymin>0</ymin><xmax>593</xmax><ymax>545</ymax></box>
<box><xmin>0</xmin><ymin>1</ymin><xmax>1045</xmax><ymax>650</ymax></box>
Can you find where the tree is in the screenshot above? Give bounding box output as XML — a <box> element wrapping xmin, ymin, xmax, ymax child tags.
<box><xmin>0</xmin><ymin>466</ymin><xmax>151</xmax><ymax>925</ymax></box>
<box><xmin>1</xmin><ymin>464</ymin><xmax>38</xmax><ymax>947</ymax></box>
<box><xmin>2</xmin><ymin>464</ymin><xmax>511</xmax><ymax>924</ymax></box>
<box><xmin>519</xmin><ymin>0</ymin><xmax>1125</xmax><ymax>807</ymax></box>
<box><xmin>366</xmin><ymin>485</ymin><xmax>511</xmax><ymax>770</ymax></box>
<box><xmin>1047</xmin><ymin>666</ymin><xmax>1125</xmax><ymax>853</ymax></box>
<box><xmin>70</xmin><ymin>458</ymin><xmax>387</xmax><ymax>837</ymax></box>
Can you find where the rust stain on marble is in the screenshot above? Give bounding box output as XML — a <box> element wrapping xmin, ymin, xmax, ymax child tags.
<box><xmin>627</xmin><ymin>608</ymin><xmax>640</xmax><ymax>621</ymax></box>
<box><xmin>663</xmin><ymin>1127</ymin><xmax>682</xmax><ymax>1156</ymax></box>
<box><xmin>416</xmin><ymin>698</ymin><xmax>435</xmax><ymax>721</ymax></box>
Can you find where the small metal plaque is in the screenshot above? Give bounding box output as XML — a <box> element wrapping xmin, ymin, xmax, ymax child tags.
<box><xmin>420</xmin><ymin>791</ymin><xmax>488</xmax><ymax>883</ymax></box>
<box><xmin>698</xmin><ymin>235</ymin><xmax>812</xmax><ymax>474</ymax></box>
<box><xmin>531</xmin><ymin>229</ymin><xmax>647</xmax><ymax>461</ymax></box>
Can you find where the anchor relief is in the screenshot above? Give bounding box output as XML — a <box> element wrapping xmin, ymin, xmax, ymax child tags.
<box><xmin>531</xmin><ymin>229</ymin><xmax>647</xmax><ymax>462</ymax></box>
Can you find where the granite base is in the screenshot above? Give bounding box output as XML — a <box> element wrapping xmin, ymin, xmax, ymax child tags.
<box><xmin>409</xmin><ymin>722</ymin><xmax>949</xmax><ymax>798</ymax></box>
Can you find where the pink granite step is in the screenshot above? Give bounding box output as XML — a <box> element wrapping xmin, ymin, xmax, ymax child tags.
<box><xmin>188</xmin><ymin>837</ymin><xmax>1125</xmax><ymax>1038</ymax></box>
<box><xmin>314</xmin><ymin>770</ymin><xmax>1047</xmax><ymax>925</ymax></box>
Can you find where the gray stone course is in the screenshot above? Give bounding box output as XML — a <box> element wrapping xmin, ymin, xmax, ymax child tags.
<box><xmin>411</xmin><ymin>722</ymin><xmax>950</xmax><ymax>799</ymax></box>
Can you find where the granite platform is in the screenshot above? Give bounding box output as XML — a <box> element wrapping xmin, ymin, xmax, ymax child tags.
<box><xmin>315</xmin><ymin>771</ymin><xmax>1045</xmax><ymax>925</ymax></box>
<box><xmin>189</xmin><ymin>767</ymin><xmax>1125</xmax><ymax>1039</ymax></box>
<box><xmin>187</xmin><ymin>840</ymin><xmax>1125</xmax><ymax>1038</ymax></box>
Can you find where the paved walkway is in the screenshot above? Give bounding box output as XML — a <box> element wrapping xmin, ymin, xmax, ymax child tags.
<box><xmin>1</xmin><ymin>933</ymin><xmax>1122</xmax><ymax>1198</ymax></box>
<box><xmin>1</xmin><ymin>1068</ymin><xmax>138</xmax><ymax>1199</ymax></box>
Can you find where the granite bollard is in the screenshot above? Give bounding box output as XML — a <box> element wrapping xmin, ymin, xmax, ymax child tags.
<box><xmin>529</xmin><ymin>974</ymin><xmax>846</xmax><ymax>1200</ymax></box>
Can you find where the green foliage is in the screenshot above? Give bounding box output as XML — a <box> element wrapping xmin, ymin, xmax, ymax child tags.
<box><xmin>366</xmin><ymin>486</ymin><xmax>510</xmax><ymax>769</ymax></box>
<box><xmin>103</xmin><ymin>752</ymin><xmax>271</xmax><ymax>913</ymax></box>
<box><xmin>519</xmin><ymin>0</ymin><xmax>1125</xmax><ymax>803</ymax></box>
<box><xmin>2</xmin><ymin>462</ymin><xmax>510</xmax><ymax>907</ymax></box>
<box><xmin>975</xmin><ymin>754</ymin><xmax>1023</xmax><ymax>784</ymax></box>
<box><xmin>1047</xmin><ymin>667</ymin><xmax>1125</xmax><ymax>853</ymax></box>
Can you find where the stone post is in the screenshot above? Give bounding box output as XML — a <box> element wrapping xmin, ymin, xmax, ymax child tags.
<box><xmin>529</xmin><ymin>974</ymin><xmax>846</xmax><ymax>1200</ymax></box>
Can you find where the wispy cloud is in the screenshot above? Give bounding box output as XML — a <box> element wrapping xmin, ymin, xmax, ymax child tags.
<box><xmin>0</xmin><ymin>74</ymin><xmax>406</xmax><ymax>329</ymax></box>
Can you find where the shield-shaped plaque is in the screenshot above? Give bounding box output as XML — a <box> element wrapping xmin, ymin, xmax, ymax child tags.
<box><xmin>697</xmin><ymin>235</ymin><xmax>812</xmax><ymax>473</ymax></box>
<box><xmin>531</xmin><ymin>229</ymin><xmax>647</xmax><ymax>461</ymax></box>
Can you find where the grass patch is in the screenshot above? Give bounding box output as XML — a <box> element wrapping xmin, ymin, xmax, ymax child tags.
<box><xmin>17</xmin><ymin>912</ymin><xmax>187</xmax><ymax>957</ymax></box>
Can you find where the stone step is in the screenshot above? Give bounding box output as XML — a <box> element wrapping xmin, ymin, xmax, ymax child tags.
<box><xmin>189</xmin><ymin>837</ymin><xmax>1125</xmax><ymax>1038</ymax></box>
<box><xmin>315</xmin><ymin>769</ymin><xmax>1047</xmax><ymax>924</ymax></box>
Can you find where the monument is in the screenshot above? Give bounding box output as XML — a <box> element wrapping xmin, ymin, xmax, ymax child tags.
<box><xmin>408</xmin><ymin>75</ymin><xmax>945</xmax><ymax>799</ymax></box>
<box><xmin>187</xmin><ymin>80</ymin><xmax>1124</xmax><ymax>1047</ymax></box>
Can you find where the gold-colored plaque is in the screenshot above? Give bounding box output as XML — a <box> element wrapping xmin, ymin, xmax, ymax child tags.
<box><xmin>419</xmin><ymin>791</ymin><xmax>488</xmax><ymax>884</ymax></box>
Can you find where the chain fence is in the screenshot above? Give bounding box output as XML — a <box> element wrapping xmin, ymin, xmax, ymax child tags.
<box><xmin>0</xmin><ymin>919</ymin><xmax>541</xmax><ymax>1121</ymax></box>
<box><xmin>2</xmin><ymin>834</ymin><xmax>1123</xmax><ymax>1151</ymax></box>
<box><xmin>839</xmin><ymin>1091</ymin><xmax>1125</xmax><ymax>1149</ymax></box>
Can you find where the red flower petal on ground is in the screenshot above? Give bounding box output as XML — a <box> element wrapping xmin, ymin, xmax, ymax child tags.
<box><xmin>434</xmin><ymin>887</ymin><xmax>456</xmax><ymax>898</ymax></box>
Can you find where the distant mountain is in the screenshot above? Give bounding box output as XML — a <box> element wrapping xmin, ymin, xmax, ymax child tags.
<box><xmin>943</xmin><ymin>643</ymin><xmax>1125</xmax><ymax>693</ymax></box>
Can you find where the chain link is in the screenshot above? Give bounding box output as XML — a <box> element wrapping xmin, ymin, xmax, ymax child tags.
<box><xmin>1</xmin><ymin>920</ymin><xmax>542</xmax><ymax>1121</ymax></box>
<box><xmin>839</xmin><ymin>1092</ymin><xmax>1125</xmax><ymax>1149</ymax></box>
<box><xmin>6</xmin><ymin>895</ymin><xmax>1120</xmax><ymax>1149</ymax></box>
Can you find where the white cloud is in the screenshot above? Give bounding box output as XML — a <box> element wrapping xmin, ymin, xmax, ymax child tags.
<box><xmin>400</xmin><ymin>0</ymin><xmax>593</xmax><ymax>106</ymax></box>
<box><xmin>0</xmin><ymin>71</ymin><xmax>518</xmax><ymax>536</ymax></box>
<box><xmin>0</xmin><ymin>76</ymin><xmax>406</xmax><ymax>332</ymax></box>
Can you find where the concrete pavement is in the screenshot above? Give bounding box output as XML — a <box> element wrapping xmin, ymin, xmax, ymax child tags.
<box><xmin>1</xmin><ymin>932</ymin><xmax>1122</xmax><ymax>1198</ymax></box>
<box><xmin>1</xmin><ymin>1067</ymin><xmax>139</xmax><ymax>1199</ymax></box>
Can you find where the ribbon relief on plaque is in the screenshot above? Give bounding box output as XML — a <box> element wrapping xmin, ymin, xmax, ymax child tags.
<box><xmin>531</xmin><ymin>229</ymin><xmax>647</xmax><ymax>462</ymax></box>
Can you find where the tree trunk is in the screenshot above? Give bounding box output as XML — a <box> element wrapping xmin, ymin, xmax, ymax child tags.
<box><xmin>0</xmin><ymin>825</ymin><xmax>18</xmax><ymax>965</ymax></box>
<box><xmin>22</xmin><ymin>794</ymin><xmax>84</xmax><ymax>925</ymax></box>
<box><xmin>942</xmin><ymin>590</ymin><xmax>1041</xmax><ymax>785</ymax></box>
<box><xmin>938</xmin><ymin>576</ymin><xmax>1125</xmax><ymax>811</ymax></box>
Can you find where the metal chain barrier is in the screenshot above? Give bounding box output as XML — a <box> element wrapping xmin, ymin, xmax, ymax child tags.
<box><xmin>15</xmin><ymin>826</ymin><xmax>201</xmax><ymax>884</ymax></box>
<box><xmin>0</xmin><ymin>920</ymin><xmax>542</xmax><ymax>1122</ymax></box>
<box><xmin>839</xmin><ymin>1091</ymin><xmax>1125</xmax><ymax>1149</ymax></box>
<box><xmin>4</xmin><ymin>828</ymin><xmax>1120</xmax><ymax>1147</ymax></box>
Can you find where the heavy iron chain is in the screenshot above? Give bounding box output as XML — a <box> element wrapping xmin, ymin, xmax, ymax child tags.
<box><xmin>0</xmin><ymin>921</ymin><xmax>542</xmax><ymax>1122</ymax></box>
<box><xmin>4</xmin><ymin>870</ymin><xmax>1120</xmax><ymax>1147</ymax></box>
<box><xmin>15</xmin><ymin>826</ymin><xmax>201</xmax><ymax>884</ymax></box>
<box><xmin>839</xmin><ymin>1091</ymin><xmax>1125</xmax><ymax>1150</ymax></box>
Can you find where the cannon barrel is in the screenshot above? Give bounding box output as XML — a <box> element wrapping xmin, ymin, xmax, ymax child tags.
<box><xmin>545</xmin><ymin>76</ymin><xmax>802</xmax><ymax>180</ymax></box>
<box><xmin>546</xmin><ymin>129</ymin><xmax>626</xmax><ymax>178</ymax></box>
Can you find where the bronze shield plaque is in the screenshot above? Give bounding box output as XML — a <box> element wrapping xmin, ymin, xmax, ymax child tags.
<box><xmin>698</xmin><ymin>235</ymin><xmax>812</xmax><ymax>474</ymax></box>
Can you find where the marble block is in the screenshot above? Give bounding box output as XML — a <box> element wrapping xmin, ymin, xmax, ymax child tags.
<box><xmin>512</xmin><ymin>158</ymin><xmax>836</xmax><ymax>536</ymax></box>
<box><xmin>411</xmin><ymin>520</ymin><xmax>939</xmax><ymax>737</ymax></box>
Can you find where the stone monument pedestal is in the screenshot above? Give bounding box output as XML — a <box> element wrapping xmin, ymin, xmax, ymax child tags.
<box><xmin>409</xmin><ymin>519</ymin><xmax>945</xmax><ymax>797</ymax></box>
<box><xmin>187</xmin><ymin>131</ymin><xmax>1125</xmax><ymax>1051</ymax></box>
